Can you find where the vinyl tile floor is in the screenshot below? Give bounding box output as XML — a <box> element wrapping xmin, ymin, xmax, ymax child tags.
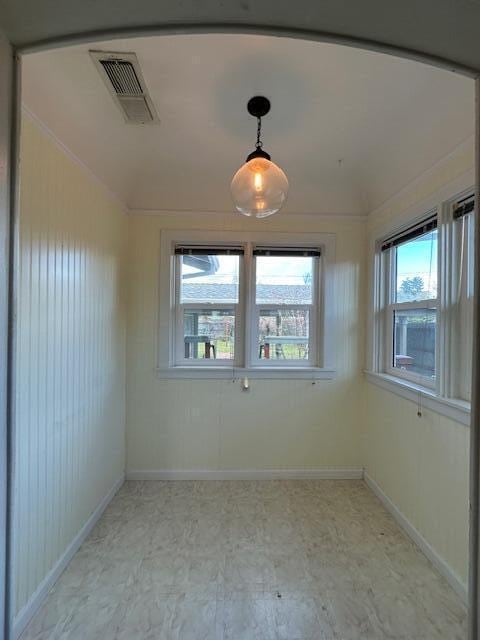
<box><xmin>20</xmin><ymin>480</ymin><xmax>467</xmax><ymax>639</ymax></box>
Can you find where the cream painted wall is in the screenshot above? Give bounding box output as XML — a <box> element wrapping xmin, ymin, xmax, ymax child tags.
<box><xmin>126</xmin><ymin>212</ymin><xmax>366</xmax><ymax>474</ymax></box>
<box><xmin>13</xmin><ymin>114</ymin><xmax>127</xmax><ymax>622</ymax></box>
<box><xmin>13</xmin><ymin>97</ymin><xmax>472</xmax><ymax>632</ymax></box>
<box><xmin>364</xmin><ymin>137</ymin><xmax>474</xmax><ymax>590</ymax></box>
<box><xmin>364</xmin><ymin>383</ymin><xmax>469</xmax><ymax>585</ymax></box>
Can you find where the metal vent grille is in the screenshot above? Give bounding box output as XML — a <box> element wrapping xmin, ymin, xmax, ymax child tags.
<box><xmin>99</xmin><ymin>59</ymin><xmax>143</xmax><ymax>96</ymax></box>
<box><xmin>90</xmin><ymin>51</ymin><xmax>159</xmax><ymax>125</ymax></box>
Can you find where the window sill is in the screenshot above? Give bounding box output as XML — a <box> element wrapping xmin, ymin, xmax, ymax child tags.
<box><xmin>156</xmin><ymin>366</ymin><xmax>337</xmax><ymax>380</ymax></box>
<box><xmin>365</xmin><ymin>371</ymin><xmax>470</xmax><ymax>426</ymax></box>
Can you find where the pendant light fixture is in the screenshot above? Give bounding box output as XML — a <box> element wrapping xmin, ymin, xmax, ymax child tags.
<box><xmin>231</xmin><ymin>96</ymin><xmax>288</xmax><ymax>218</ymax></box>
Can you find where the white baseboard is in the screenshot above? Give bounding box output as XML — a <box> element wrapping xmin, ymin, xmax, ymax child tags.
<box><xmin>126</xmin><ymin>467</ymin><xmax>364</xmax><ymax>481</ymax></box>
<box><xmin>13</xmin><ymin>474</ymin><xmax>125</xmax><ymax>639</ymax></box>
<box><xmin>364</xmin><ymin>472</ymin><xmax>467</xmax><ymax>605</ymax></box>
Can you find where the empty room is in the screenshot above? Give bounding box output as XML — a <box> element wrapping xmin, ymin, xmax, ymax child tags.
<box><xmin>9</xmin><ymin>31</ymin><xmax>476</xmax><ymax>639</ymax></box>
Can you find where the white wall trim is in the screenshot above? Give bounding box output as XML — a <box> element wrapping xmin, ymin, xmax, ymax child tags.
<box><xmin>21</xmin><ymin>105</ymin><xmax>128</xmax><ymax>214</ymax></box>
<box><xmin>365</xmin><ymin>371</ymin><xmax>470</xmax><ymax>426</ymax></box>
<box><xmin>12</xmin><ymin>474</ymin><xmax>125</xmax><ymax>640</ymax></box>
<box><xmin>155</xmin><ymin>366</ymin><xmax>336</xmax><ymax>380</ymax></box>
<box><xmin>129</xmin><ymin>208</ymin><xmax>368</xmax><ymax>220</ymax></box>
<box><xmin>126</xmin><ymin>467</ymin><xmax>363</xmax><ymax>481</ymax></box>
<box><xmin>364</xmin><ymin>472</ymin><xmax>467</xmax><ymax>605</ymax></box>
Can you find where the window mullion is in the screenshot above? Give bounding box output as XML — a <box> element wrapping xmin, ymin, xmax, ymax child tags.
<box><xmin>389</xmin><ymin>299</ymin><xmax>437</xmax><ymax>312</ymax></box>
<box><xmin>438</xmin><ymin>203</ymin><xmax>452</xmax><ymax>398</ymax></box>
<box><xmin>237</xmin><ymin>243</ymin><xmax>249</xmax><ymax>368</ymax></box>
<box><xmin>389</xmin><ymin>248</ymin><xmax>396</xmax><ymax>305</ymax></box>
<box><xmin>385</xmin><ymin>306</ymin><xmax>394</xmax><ymax>373</ymax></box>
<box><xmin>383</xmin><ymin>250</ymin><xmax>394</xmax><ymax>373</ymax></box>
<box><xmin>374</xmin><ymin>248</ymin><xmax>387</xmax><ymax>373</ymax></box>
<box><xmin>244</xmin><ymin>243</ymin><xmax>255</xmax><ymax>368</ymax></box>
<box><xmin>177</xmin><ymin>302</ymin><xmax>237</xmax><ymax>310</ymax></box>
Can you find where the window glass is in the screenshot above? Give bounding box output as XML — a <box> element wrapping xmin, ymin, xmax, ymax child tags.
<box><xmin>169</xmin><ymin>241</ymin><xmax>325</xmax><ymax>369</ymax></box>
<box><xmin>255</xmin><ymin>256</ymin><xmax>313</xmax><ymax>305</ymax></box>
<box><xmin>395</xmin><ymin>230</ymin><xmax>437</xmax><ymax>302</ymax></box>
<box><xmin>183</xmin><ymin>309</ymin><xmax>235</xmax><ymax>360</ymax></box>
<box><xmin>180</xmin><ymin>254</ymin><xmax>239</xmax><ymax>303</ymax></box>
<box><xmin>258</xmin><ymin>309</ymin><xmax>309</xmax><ymax>360</ymax></box>
<box><xmin>393</xmin><ymin>308</ymin><xmax>436</xmax><ymax>379</ymax></box>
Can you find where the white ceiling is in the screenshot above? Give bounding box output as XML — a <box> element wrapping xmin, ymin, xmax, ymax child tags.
<box><xmin>22</xmin><ymin>34</ymin><xmax>474</xmax><ymax>215</ymax></box>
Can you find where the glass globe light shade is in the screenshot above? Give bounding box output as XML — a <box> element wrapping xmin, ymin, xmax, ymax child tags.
<box><xmin>230</xmin><ymin>156</ymin><xmax>289</xmax><ymax>218</ymax></box>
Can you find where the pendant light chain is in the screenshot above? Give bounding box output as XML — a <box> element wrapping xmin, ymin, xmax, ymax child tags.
<box><xmin>256</xmin><ymin>116</ymin><xmax>263</xmax><ymax>149</ymax></box>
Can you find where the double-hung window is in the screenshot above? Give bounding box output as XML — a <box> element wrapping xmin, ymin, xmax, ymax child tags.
<box><xmin>372</xmin><ymin>190</ymin><xmax>475</xmax><ymax>412</ymax></box>
<box><xmin>381</xmin><ymin>216</ymin><xmax>438</xmax><ymax>387</ymax></box>
<box><xmin>174</xmin><ymin>246</ymin><xmax>243</xmax><ymax>365</ymax></box>
<box><xmin>251</xmin><ymin>248</ymin><xmax>320</xmax><ymax>366</ymax></box>
<box><xmin>159</xmin><ymin>231</ymin><xmax>335</xmax><ymax>378</ymax></box>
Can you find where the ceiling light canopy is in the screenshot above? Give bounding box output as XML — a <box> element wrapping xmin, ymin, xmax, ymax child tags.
<box><xmin>230</xmin><ymin>96</ymin><xmax>289</xmax><ymax>218</ymax></box>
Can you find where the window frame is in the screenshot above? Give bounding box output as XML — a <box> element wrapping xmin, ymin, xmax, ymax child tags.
<box><xmin>381</xmin><ymin>218</ymin><xmax>439</xmax><ymax>389</ymax></box>
<box><xmin>249</xmin><ymin>252</ymin><xmax>320</xmax><ymax>368</ymax></box>
<box><xmin>173</xmin><ymin>250</ymin><xmax>244</xmax><ymax>367</ymax></box>
<box><xmin>370</xmin><ymin>185</ymin><xmax>475</xmax><ymax>416</ymax></box>
<box><xmin>158</xmin><ymin>229</ymin><xmax>336</xmax><ymax>379</ymax></box>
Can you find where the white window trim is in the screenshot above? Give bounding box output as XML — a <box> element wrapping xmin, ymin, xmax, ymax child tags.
<box><xmin>157</xmin><ymin>229</ymin><xmax>336</xmax><ymax>379</ymax></box>
<box><xmin>248</xmin><ymin>249</ymin><xmax>319</xmax><ymax>367</ymax></box>
<box><xmin>367</xmin><ymin>180</ymin><xmax>474</xmax><ymax>425</ymax></box>
<box><xmin>173</xmin><ymin>246</ymin><xmax>244</xmax><ymax>366</ymax></box>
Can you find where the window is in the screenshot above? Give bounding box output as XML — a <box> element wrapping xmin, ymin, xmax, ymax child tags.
<box><xmin>175</xmin><ymin>246</ymin><xmax>242</xmax><ymax>365</ymax></box>
<box><xmin>158</xmin><ymin>231</ymin><xmax>336</xmax><ymax>378</ymax></box>
<box><xmin>382</xmin><ymin>217</ymin><xmax>438</xmax><ymax>387</ymax></box>
<box><xmin>252</xmin><ymin>248</ymin><xmax>319</xmax><ymax>366</ymax></box>
<box><xmin>373</xmin><ymin>192</ymin><xmax>475</xmax><ymax>405</ymax></box>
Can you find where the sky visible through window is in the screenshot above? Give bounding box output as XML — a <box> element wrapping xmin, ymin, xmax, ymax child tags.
<box><xmin>182</xmin><ymin>255</ymin><xmax>313</xmax><ymax>285</ymax></box>
<box><xmin>180</xmin><ymin>236</ymin><xmax>437</xmax><ymax>302</ymax></box>
<box><xmin>256</xmin><ymin>256</ymin><xmax>313</xmax><ymax>286</ymax></box>
<box><xmin>396</xmin><ymin>231</ymin><xmax>437</xmax><ymax>302</ymax></box>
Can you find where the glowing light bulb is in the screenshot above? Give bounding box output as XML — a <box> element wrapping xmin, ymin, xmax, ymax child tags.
<box><xmin>230</xmin><ymin>157</ymin><xmax>289</xmax><ymax>218</ymax></box>
<box><xmin>254</xmin><ymin>172</ymin><xmax>263</xmax><ymax>192</ymax></box>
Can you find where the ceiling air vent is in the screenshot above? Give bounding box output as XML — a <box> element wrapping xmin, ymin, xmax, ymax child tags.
<box><xmin>90</xmin><ymin>51</ymin><xmax>159</xmax><ymax>124</ymax></box>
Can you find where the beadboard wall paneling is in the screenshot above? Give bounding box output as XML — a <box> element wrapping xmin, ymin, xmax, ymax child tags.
<box><xmin>13</xmin><ymin>113</ymin><xmax>127</xmax><ymax>621</ymax></box>
<box><xmin>364</xmin><ymin>383</ymin><xmax>469</xmax><ymax>588</ymax></box>
<box><xmin>0</xmin><ymin>32</ymin><xmax>12</xmax><ymax>637</ymax></box>
<box><xmin>364</xmin><ymin>141</ymin><xmax>474</xmax><ymax>589</ymax></box>
<box><xmin>126</xmin><ymin>212</ymin><xmax>367</xmax><ymax>474</ymax></box>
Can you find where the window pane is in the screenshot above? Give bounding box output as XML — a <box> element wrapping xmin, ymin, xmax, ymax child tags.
<box><xmin>395</xmin><ymin>230</ymin><xmax>437</xmax><ymax>302</ymax></box>
<box><xmin>258</xmin><ymin>309</ymin><xmax>309</xmax><ymax>360</ymax></box>
<box><xmin>393</xmin><ymin>308</ymin><xmax>436</xmax><ymax>379</ymax></box>
<box><xmin>180</xmin><ymin>254</ymin><xmax>239</xmax><ymax>303</ymax></box>
<box><xmin>183</xmin><ymin>309</ymin><xmax>235</xmax><ymax>360</ymax></box>
<box><xmin>256</xmin><ymin>256</ymin><xmax>314</xmax><ymax>304</ymax></box>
